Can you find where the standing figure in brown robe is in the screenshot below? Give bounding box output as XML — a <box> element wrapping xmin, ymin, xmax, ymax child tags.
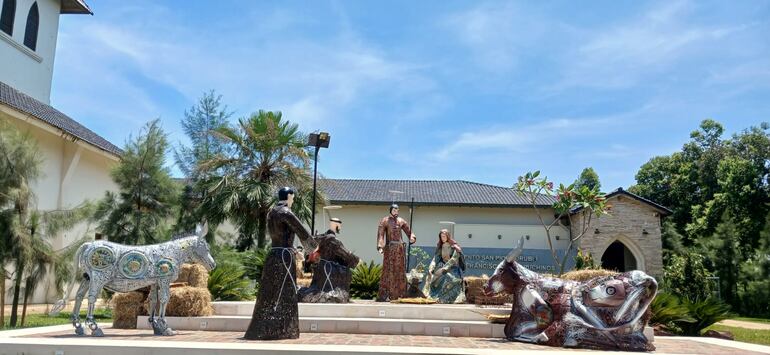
<box><xmin>244</xmin><ymin>187</ymin><xmax>317</xmax><ymax>340</ymax></box>
<box><xmin>376</xmin><ymin>204</ymin><xmax>416</xmax><ymax>301</ymax></box>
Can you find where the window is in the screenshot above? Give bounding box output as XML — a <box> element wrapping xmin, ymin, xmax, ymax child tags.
<box><xmin>23</xmin><ymin>1</ymin><xmax>37</xmax><ymax>50</ymax></box>
<box><xmin>0</xmin><ymin>0</ymin><xmax>15</xmax><ymax>36</ymax></box>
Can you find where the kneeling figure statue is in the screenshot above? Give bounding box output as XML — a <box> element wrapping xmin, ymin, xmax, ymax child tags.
<box><xmin>298</xmin><ymin>217</ymin><xmax>360</xmax><ymax>303</ymax></box>
<box><xmin>484</xmin><ymin>237</ymin><xmax>657</xmax><ymax>351</ymax></box>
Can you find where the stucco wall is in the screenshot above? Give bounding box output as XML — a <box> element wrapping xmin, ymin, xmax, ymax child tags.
<box><xmin>572</xmin><ymin>194</ymin><xmax>664</xmax><ymax>277</ymax></box>
<box><xmin>0</xmin><ymin>0</ymin><xmax>61</xmax><ymax>103</ymax></box>
<box><xmin>311</xmin><ymin>204</ymin><xmax>569</xmax><ymax>265</ymax></box>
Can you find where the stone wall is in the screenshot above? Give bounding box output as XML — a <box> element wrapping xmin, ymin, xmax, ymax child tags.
<box><xmin>572</xmin><ymin>193</ymin><xmax>664</xmax><ymax>278</ymax></box>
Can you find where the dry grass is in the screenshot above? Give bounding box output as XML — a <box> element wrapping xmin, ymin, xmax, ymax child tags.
<box><xmin>391</xmin><ymin>297</ymin><xmax>437</xmax><ymax>304</ymax></box>
<box><xmin>297</xmin><ymin>277</ymin><xmax>312</xmax><ymax>288</ymax></box>
<box><xmin>176</xmin><ymin>264</ymin><xmax>209</xmax><ymax>288</ymax></box>
<box><xmin>486</xmin><ymin>314</ymin><xmax>510</xmax><ymax>324</ymax></box>
<box><xmin>112</xmin><ymin>292</ymin><xmax>146</xmax><ymax>329</ymax></box>
<box><xmin>561</xmin><ymin>269</ymin><xmax>617</xmax><ymax>282</ymax></box>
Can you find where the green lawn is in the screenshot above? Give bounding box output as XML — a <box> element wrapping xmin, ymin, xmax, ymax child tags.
<box><xmin>706</xmin><ymin>324</ymin><xmax>770</xmax><ymax>346</ymax></box>
<box><xmin>733</xmin><ymin>317</ymin><xmax>770</xmax><ymax>324</ymax></box>
<box><xmin>1</xmin><ymin>310</ymin><xmax>112</xmax><ymax>331</ymax></box>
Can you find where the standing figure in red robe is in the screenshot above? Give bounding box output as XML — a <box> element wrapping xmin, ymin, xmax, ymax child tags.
<box><xmin>376</xmin><ymin>204</ymin><xmax>416</xmax><ymax>301</ymax></box>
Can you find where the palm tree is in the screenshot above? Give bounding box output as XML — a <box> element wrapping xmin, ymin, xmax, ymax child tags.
<box><xmin>198</xmin><ymin>110</ymin><xmax>320</xmax><ymax>250</ymax></box>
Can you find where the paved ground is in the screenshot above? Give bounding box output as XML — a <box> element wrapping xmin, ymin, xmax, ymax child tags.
<box><xmin>719</xmin><ymin>319</ymin><xmax>770</xmax><ymax>330</ymax></box>
<box><xmin>19</xmin><ymin>327</ymin><xmax>770</xmax><ymax>354</ymax></box>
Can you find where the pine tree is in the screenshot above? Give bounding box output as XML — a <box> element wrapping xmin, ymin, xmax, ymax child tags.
<box><xmin>93</xmin><ymin>120</ymin><xmax>177</xmax><ymax>245</ymax></box>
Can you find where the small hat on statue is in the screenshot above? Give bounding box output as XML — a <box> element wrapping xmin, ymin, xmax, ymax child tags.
<box><xmin>330</xmin><ymin>217</ymin><xmax>342</xmax><ymax>224</ymax></box>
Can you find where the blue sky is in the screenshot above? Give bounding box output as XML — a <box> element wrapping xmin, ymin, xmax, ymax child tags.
<box><xmin>51</xmin><ymin>1</ymin><xmax>770</xmax><ymax>190</ymax></box>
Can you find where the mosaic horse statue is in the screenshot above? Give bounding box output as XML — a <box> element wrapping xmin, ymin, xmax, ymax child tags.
<box><xmin>52</xmin><ymin>223</ymin><xmax>216</xmax><ymax>337</ymax></box>
<box><xmin>484</xmin><ymin>237</ymin><xmax>657</xmax><ymax>351</ymax></box>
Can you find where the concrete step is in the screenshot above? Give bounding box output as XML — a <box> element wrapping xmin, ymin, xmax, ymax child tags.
<box><xmin>213</xmin><ymin>301</ymin><xmax>510</xmax><ymax>321</ymax></box>
<box><xmin>136</xmin><ymin>315</ymin><xmax>506</xmax><ymax>338</ymax></box>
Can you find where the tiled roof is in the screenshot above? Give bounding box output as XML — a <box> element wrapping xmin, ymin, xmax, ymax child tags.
<box><xmin>320</xmin><ymin>179</ymin><xmax>556</xmax><ymax>207</ymax></box>
<box><xmin>0</xmin><ymin>81</ymin><xmax>122</xmax><ymax>156</ymax></box>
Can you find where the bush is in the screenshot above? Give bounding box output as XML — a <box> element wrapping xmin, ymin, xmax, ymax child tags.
<box><xmin>207</xmin><ymin>263</ymin><xmax>255</xmax><ymax>301</ymax></box>
<box><xmin>650</xmin><ymin>292</ymin><xmax>693</xmax><ymax>328</ymax></box>
<box><xmin>242</xmin><ymin>245</ymin><xmax>269</xmax><ymax>282</ymax></box>
<box><xmin>675</xmin><ymin>298</ymin><xmax>733</xmax><ymax>336</ymax></box>
<box><xmin>350</xmin><ymin>261</ymin><xmax>382</xmax><ymax>299</ymax></box>
<box><xmin>573</xmin><ymin>249</ymin><xmax>597</xmax><ymax>270</ymax></box>
<box><xmin>663</xmin><ymin>252</ymin><xmax>714</xmax><ymax>302</ymax></box>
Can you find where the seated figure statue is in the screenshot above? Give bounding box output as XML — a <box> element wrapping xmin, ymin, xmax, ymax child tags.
<box><xmin>422</xmin><ymin>229</ymin><xmax>466</xmax><ymax>303</ymax></box>
<box><xmin>299</xmin><ymin>218</ymin><xmax>360</xmax><ymax>303</ymax></box>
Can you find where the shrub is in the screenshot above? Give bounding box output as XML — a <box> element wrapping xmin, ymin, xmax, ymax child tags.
<box><xmin>207</xmin><ymin>263</ymin><xmax>255</xmax><ymax>301</ymax></box>
<box><xmin>663</xmin><ymin>252</ymin><xmax>713</xmax><ymax>302</ymax></box>
<box><xmin>242</xmin><ymin>245</ymin><xmax>269</xmax><ymax>282</ymax></box>
<box><xmin>675</xmin><ymin>298</ymin><xmax>733</xmax><ymax>336</ymax></box>
<box><xmin>573</xmin><ymin>249</ymin><xmax>597</xmax><ymax>270</ymax></box>
<box><xmin>650</xmin><ymin>292</ymin><xmax>693</xmax><ymax>328</ymax></box>
<box><xmin>350</xmin><ymin>261</ymin><xmax>382</xmax><ymax>299</ymax></box>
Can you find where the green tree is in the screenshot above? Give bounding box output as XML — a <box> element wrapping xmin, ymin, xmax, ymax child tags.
<box><xmin>663</xmin><ymin>252</ymin><xmax>713</xmax><ymax>302</ymax></box>
<box><xmin>574</xmin><ymin>167</ymin><xmax>601</xmax><ymax>192</ymax></box>
<box><xmin>174</xmin><ymin>90</ymin><xmax>232</xmax><ymax>180</ymax></box>
<box><xmin>0</xmin><ymin>122</ymin><xmax>41</xmax><ymax>327</ymax></box>
<box><xmin>173</xmin><ymin>91</ymin><xmax>232</xmax><ymax>236</ymax></box>
<box><xmin>198</xmin><ymin>111</ymin><xmax>318</xmax><ymax>250</ymax></box>
<box><xmin>93</xmin><ymin>120</ymin><xmax>177</xmax><ymax>245</ymax></box>
<box><xmin>0</xmin><ymin>122</ymin><xmax>92</xmax><ymax>327</ymax></box>
<box><xmin>517</xmin><ymin>171</ymin><xmax>609</xmax><ymax>276</ymax></box>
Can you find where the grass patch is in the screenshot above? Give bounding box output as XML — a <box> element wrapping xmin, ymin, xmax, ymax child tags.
<box><xmin>1</xmin><ymin>309</ymin><xmax>112</xmax><ymax>330</ymax></box>
<box><xmin>733</xmin><ymin>317</ymin><xmax>770</xmax><ymax>324</ymax></box>
<box><xmin>706</xmin><ymin>324</ymin><xmax>770</xmax><ymax>346</ymax></box>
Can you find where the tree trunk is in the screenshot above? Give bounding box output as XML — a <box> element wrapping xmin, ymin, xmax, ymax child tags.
<box><xmin>20</xmin><ymin>284</ymin><xmax>29</xmax><ymax>327</ymax></box>
<box><xmin>1</xmin><ymin>269</ymin><xmax>5</xmax><ymax>327</ymax></box>
<box><xmin>256</xmin><ymin>208</ymin><xmax>268</xmax><ymax>249</ymax></box>
<box><xmin>9</xmin><ymin>258</ymin><xmax>23</xmax><ymax>327</ymax></box>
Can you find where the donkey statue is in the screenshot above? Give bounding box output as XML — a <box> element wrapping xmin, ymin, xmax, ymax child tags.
<box><xmin>52</xmin><ymin>223</ymin><xmax>216</xmax><ymax>336</ymax></box>
<box><xmin>485</xmin><ymin>237</ymin><xmax>657</xmax><ymax>351</ymax></box>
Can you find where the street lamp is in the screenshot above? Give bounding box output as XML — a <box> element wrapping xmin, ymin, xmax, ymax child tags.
<box><xmin>308</xmin><ymin>132</ymin><xmax>330</xmax><ymax>235</ymax></box>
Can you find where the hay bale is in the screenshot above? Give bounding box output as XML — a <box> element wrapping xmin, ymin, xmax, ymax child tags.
<box><xmin>144</xmin><ymin>286</ymin><xmax>213</xmax><ymax>317</ymax></box>
<box><xmin>464</xmin><ymin>276</ymin><xmax>488</xmax><ymax>304</ymax></box>
<box><xmin>561</xmin><ymin>269</ymin><xmax>617</xmax><ymax>282</ymax></box>
<box><xmin>112</xmin><ymin>292</ymin><xmax>146</xmax><ymax>329</ymax></box>
<box><xmin>175</xmin><ymin>264</ymin><xmax>209</xmax><ymax>288</ymax></box>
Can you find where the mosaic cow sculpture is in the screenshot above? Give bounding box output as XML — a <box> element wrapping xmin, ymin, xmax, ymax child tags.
<box><xmin>484</xmin><ymin>237</ymin><xmax>657</xmax><ymax>351</ymax></box>
<box><xmin>53</xmin><ymin>224</ymin><xmax>216</xmax><ymax>337</ymax></box>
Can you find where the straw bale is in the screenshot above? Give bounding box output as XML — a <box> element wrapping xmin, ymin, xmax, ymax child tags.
<box><xmin>142</xmin><ymin>286</ymin><xmax>213</xmax><ymax>317</ymax></box>
<box><xmin>175</xmin><ymin>264</ymin><xmax>209</xmax><ymax>288</ymax></box>
<box><xmin>561</xmin><ymin>269</ymin><xmax>617</xmax><ymax>282</ymax></box>
<box><xmin>112</xmin><ymin>292</ymin><xmax>146</xmax><ymax>329</ymax></box>
<box><xmin>464</xmin><ymin>276</ymin><xmax>488</xmax><ymax>304</ymax></box>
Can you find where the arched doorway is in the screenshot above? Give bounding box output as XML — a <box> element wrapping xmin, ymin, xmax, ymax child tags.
<box><xmin>601</xmin><ymin>241</ymin><xmax>638</xmax><ymax>272</ymax></box>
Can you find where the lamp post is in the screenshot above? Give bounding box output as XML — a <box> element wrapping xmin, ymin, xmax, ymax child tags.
<box><xmin>308</xmin><ymin>132</ymin><xmax>330</xmax><ymax>235</ymax></box>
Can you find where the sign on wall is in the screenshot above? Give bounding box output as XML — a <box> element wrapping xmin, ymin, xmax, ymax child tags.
<box><xmin>410</xmin><ymin>246</ymin><xmax>576</xmax><ymax>276</ymax></box>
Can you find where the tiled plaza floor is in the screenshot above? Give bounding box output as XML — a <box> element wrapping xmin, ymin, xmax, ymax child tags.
<box><xmin>21</xmin><ymin>327</ymin><xmax>769</xmax><ymax>354</ymax></box>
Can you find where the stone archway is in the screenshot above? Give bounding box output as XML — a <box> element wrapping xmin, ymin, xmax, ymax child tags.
<box><xmin>599</xmin><ymin>236</ymin><xmax>645</xmax><ymax>272</ymax></box>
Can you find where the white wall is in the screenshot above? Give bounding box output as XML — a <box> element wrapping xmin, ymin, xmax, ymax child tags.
<box><xmin>0</xmin><ymin>0</ymin><xmax>61</xmax><ymax>103</ymax></box>
<box><xmin>312</xmin><ymin>203</ymin><xmax>569</xmax><ymax>265</ymax></box>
